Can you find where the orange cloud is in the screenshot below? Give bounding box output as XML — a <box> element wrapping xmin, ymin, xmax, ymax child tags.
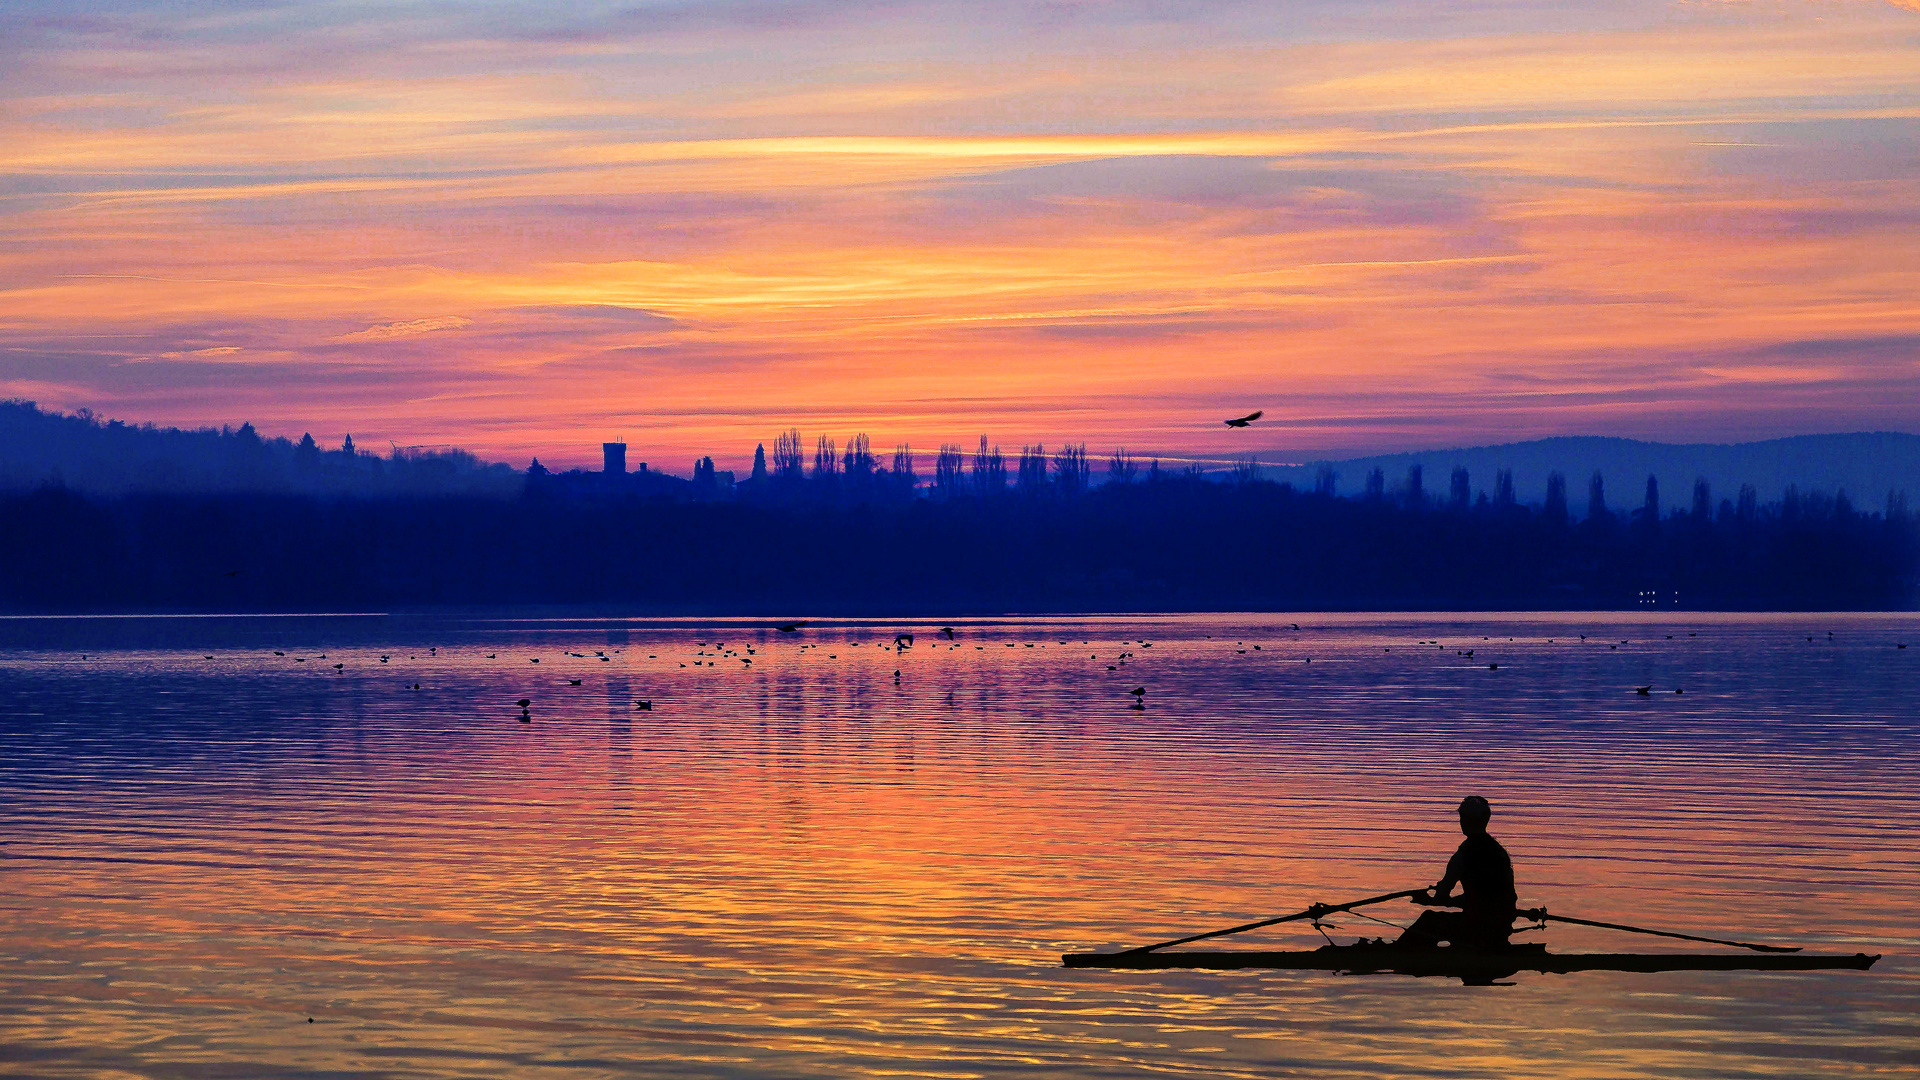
<box><xmin>335</xmin><ymin>317</ymin><xmax>474</xmax><ymax>342</ymax></box>
<box><xmin>2</xmin><ymin>3</ymin><xmax>1917</xmax><ymax>468</ymax></box>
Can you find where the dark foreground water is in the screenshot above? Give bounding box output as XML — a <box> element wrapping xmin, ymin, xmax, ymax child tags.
<box><xmin>1</xmin><ymin>612</ymin><xmax>1915</xmax><ymax>1079</ymax></box>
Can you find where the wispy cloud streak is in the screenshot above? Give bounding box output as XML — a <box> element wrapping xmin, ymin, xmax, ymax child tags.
<box><xmin>1</xmin><ymin>1</ymin><xmax>1917</xmax><ymax>466</ymax></box>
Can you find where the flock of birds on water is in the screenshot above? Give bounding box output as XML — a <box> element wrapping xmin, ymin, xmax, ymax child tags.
<box><xmin>83</xmin><ymin>621</ymin><xmax>1909</xmax><ymax>724</ymax></box>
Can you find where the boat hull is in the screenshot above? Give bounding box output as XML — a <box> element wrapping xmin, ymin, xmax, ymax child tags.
<box><xmin>1062</xmin><ymin>945</ymin><xmax>1880</xmax><ymax>981</ymax></box>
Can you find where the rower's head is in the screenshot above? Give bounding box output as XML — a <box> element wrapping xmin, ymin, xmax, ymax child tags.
<box><xmin>1457</xmin><ymin>795</ymin><xmax>1492</xmax><ymax>836</ymax></box>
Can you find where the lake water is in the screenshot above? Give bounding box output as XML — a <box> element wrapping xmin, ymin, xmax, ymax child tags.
<box><xmin>2</xmin><ymin>612</ymin><xmax>1915</xmax><ymax>1078</ymax></box>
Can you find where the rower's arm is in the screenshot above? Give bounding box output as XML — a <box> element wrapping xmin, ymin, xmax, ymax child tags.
<box><xmin>1423</xmin><ymin>848</ymin><xmax>1467</xmax><ymax>904</ymax></box>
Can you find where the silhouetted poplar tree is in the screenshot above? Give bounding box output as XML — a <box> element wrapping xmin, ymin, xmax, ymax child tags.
<box><xmin>1017</xmin><ymin>445</ymin><xmax>1049</xmax><ymax>493</ymax></box>
<box><xmin>1053</xmin><ymin>443</ymin><xmax>1090</xmax><ymax>493</ymax></box>
<box><xmin>892</xmin><ymin>443</ymin><xmax>915</xmax><ymax>489</ymax></box>
<box><xmin>773</xmin><ymin>429</ymin><xmax>805</xmax><ymax>479</ymax></box>
<box><xmin>934</xmin><ymin>444</ymin><xmax>966</xmax><ymax>494</ymax></box>
<box><xmin>1544</xmin><ymin>472</ymin><xmax>1568</xmax><ymax>526</ymax></box>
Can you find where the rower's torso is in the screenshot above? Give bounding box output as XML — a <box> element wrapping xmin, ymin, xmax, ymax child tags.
<box><xmin>1449</xmin><ymin>833</ymin><xmax>1518</xmax><ymax>914</ymax></box>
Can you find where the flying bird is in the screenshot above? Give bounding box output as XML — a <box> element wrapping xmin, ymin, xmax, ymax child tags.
<box><xmin>940</xmin><ymin>626</ymin><xmax>956</xmax><ymax>640</ymax></box>
<box><xmin>517</xmin><ymin>698</ymin><xmax>531</xmax><ymax>708</ymax></box>
<box><xmin>1223</xmin><ymin>410</ymin><xmax>1263</xmax><ymax>428</ymax></box>
<box><xmin>775</xmin><ymin>621</ymin><xmax>809</xmax><ymax>633</ymax></box>
<box><xmin>1128</xmin><ymin>687</ymin><xmax>1146</xmax><ymax>698</ymax></box>
<box><xmin>894</xmin><ymin>633</ymin><xmax>913</xmax><ymax>648</ymax></box>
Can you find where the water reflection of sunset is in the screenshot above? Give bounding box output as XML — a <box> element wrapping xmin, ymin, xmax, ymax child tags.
<box><xmin>2</xmin><ymin>614</ymin><xmax>1912</xmax><ymax>1077</ymax></box>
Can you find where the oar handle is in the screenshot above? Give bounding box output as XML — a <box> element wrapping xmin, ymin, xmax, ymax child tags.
<box><xmin>1525</xmin><ymin>908</ymin><xmax>1801</xmax><ymax>953</ymax></box>
<box><xmin>1117</xmin><ymin>889</ymin><xmax>1424</xmax><ymax>957</ymax></box>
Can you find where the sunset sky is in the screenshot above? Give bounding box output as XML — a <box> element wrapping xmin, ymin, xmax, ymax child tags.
<box><xmin>4</xmin><ymin>0</ymin><xmax>1918</xmax><ymax>470</ymax></box>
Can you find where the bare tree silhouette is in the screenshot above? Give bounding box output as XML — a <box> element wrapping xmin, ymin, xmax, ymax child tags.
<box><xmin>1231</xmin><ymin>454</ymin><xmax>1260</xmax><ymax>485</ymax></box>
<box><xmin>843</xmin><ymin>434</ymin><xmax>875</xmax><ymax>478</ymax></box>
<box><xmin>935</xmin><ymin>443</ymin><xmax>966</xmax><ymax>494</ymax></box>
<box><xmin>1017</xmin><ymin>445</ymin><xmax>1049</xmax><ymax>493</ymax></box>
<box><xmin>972</xmin><ymin>437</ymin><xmax>1007</xmax><ymax>491</ymax></box>
<box><xmin>773</xmin><ymin>429</ymin><xmax>805</xmax><ymax>479</ymax></box>
<box><xmin>892</xmin><ymin>443</ymin><xmax>916</xmax><ymax>490</ymax></box>
<box><xmin>1053</xmin><ymin>443</ymin><xmax>1090</xmax><ymax>493</ymax></box>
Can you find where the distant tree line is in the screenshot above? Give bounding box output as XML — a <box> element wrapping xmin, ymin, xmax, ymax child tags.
<box><xmin>2</xmin><ymin>455</ymin><xmax>1911</xmax><ymax>612</ymax></box>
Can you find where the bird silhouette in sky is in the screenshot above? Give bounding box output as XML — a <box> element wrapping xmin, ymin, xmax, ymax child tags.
<box><xmin>1223</xmin><ymin>410</ymin><xmax>1263</xmax><ymax>428</ymax></box>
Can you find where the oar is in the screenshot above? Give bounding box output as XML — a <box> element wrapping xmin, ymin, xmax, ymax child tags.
<box><xmin>1524</xmin><ymin>908</ymin><xmax>1799</xmax><ymax>953</ymax></box>
<box><xmin>1115</xmin><ymin>889</ymin><xmax>1425</xmax><ymax>957</ymax></box>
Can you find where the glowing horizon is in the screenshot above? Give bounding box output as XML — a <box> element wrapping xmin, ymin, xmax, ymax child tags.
<box><xmin>3</xmin><ymin>1</ymin><xmax>1918</xmax><ymax>471</ymax></box>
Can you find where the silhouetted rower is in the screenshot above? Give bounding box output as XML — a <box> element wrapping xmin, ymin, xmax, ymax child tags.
<box><xmin>1395</xmin><ymin>795</ymin><xmax>1518</xmax><ymax>950</ymax></box>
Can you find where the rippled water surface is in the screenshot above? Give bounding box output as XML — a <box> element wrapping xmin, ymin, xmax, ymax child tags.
<box><xmin>2</xmin><ymin>612</ymin><xmax>1916</xmax><ymax>1079</ymax></box>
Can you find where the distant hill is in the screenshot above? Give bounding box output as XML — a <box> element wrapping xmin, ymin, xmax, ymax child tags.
<box><xmin>1265</xmin><ymin>434</ymin><xmax>1920</xmax><ymax>515</ymax></box>
<box><xmin>0</xmin><ymin>400</ymin><xmax>523</xmax><ymax>497</ymax></box>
